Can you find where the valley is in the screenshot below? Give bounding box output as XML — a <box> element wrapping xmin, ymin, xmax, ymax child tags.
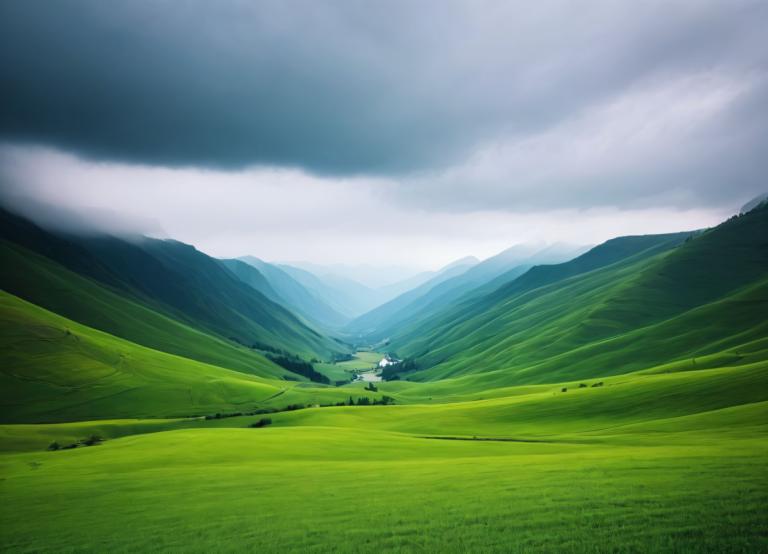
<box><xmin>1</xmin><ymin>203</ymin><xmax>767</xmax><ymax>552</ymax></box>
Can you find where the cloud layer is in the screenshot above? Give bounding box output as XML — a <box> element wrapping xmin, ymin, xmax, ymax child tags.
<box><xmin>0</xmin><ymin>145</ymin><xmax>728</xmax><ymax>269</ymax></box>
<box><xmin>0</xmin><ymin>1</ymin><xmax>765</xmax><ymax>267</ymax></box>
<box><xmin>1</xmin><ymin>2</ymin><xmax>766</xmax><ymax>180</ymax></box>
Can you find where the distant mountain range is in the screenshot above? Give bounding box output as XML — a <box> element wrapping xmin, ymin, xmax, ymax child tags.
<box><xmin>344</xmin><ymin>243</ymin><xmax>587</xmax><ymax>342</ymax></box>
<box><xmin>277</xmin><ymin>261</ymin><xmax>434</xmax><ymax>289</ymax></box>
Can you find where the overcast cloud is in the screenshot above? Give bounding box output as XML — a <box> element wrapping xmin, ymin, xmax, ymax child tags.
<box><xmin>0</xmin><ymin>1</ymin><xmax>765</xmax><ymax>268</ymax></box>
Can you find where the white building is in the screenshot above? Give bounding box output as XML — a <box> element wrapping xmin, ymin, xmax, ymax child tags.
<box><xmin>378</xmin><ymin>355</ymin><xmax>400</xmax><ymax>368</ymax></box>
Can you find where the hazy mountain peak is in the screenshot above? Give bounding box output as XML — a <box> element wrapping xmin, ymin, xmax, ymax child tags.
<box><xmin>441</xmin><ymin>256</ymin><xmax>480</xmax><ymax>271</ymax></box>
<box><xmin>740</xmin><ymin>193</ymin><xmax>768</xmax><ymax>214</ymax></box>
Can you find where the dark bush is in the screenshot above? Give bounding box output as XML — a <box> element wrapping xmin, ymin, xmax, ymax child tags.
<box><xmin>591</xmin><ymin>382</ymin><xmax>604</xmax><ymax>388</ymax></box>
<box><xmin>80</xmin><ymin>435</ymin><xmax>104</xmax><ymax>446</ymax></box>
<box><xmin>249</xmin><ymin>418</ymin><xmax>272</xmax><ymax>428</ymax></box>
<box><xmin>373</xmin><ymin>395</ymin><xmax>395</xmax><ymax>406</ymax></box>
<box><xmin>47</xmin><ymin>441</ymin><xmax>61</xmax><ymax>451</ymax></box>
<box><xmin>578</xmin><ymin>383</ymin><xmax>588</xmax><ymax>388</ymax></box>
<box><xmin>561</xmin><ymin>387</ymin><xmax>568</xmax><ymax>393</ymax></box>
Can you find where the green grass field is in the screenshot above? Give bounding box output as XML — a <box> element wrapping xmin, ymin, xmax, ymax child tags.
<box><xmin>2</xmin><ymin>353</ymin><xmax>766</xmax><ymax>552</ymax></box>
<box><xmin>1</xmin><ymin>415</ymin><xmax>765</xmax><ymax>552</ymax></box>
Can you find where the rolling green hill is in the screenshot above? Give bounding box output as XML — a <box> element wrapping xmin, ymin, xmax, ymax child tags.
<box><xmin>1</xmin><ymin>357</ymin><xmax>765</xmax><ymax>552</ymax></box>
<box><xmin>0</xmin><ymin>291</ymin><xmax>366</xmax><ymax>423</ymax></box>
<box><xmin>0</xmin><ymin>291</ymin><xmax>283</xmax><ymax>422</ymax></box>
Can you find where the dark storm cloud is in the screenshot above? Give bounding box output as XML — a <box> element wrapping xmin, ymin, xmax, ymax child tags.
<box><xmin>1</xmin><ymin>0</ymin><xmax>765</xmax><ymax>179</ymax></box>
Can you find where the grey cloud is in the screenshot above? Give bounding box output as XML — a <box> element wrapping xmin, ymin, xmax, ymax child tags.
<box><xmin>396</xmin><ymin>71</ymin><xmax>768</xmax><ymax>212</ymax></box>
<box><xmin>1</xmin><ymin>0</ymin><xmax>765</xmax><ymax>180</ymax></box>
<box><xmin>0</xmin><ymin>188</ymin><xmax>165</xmax><ymax>238</ymax></box>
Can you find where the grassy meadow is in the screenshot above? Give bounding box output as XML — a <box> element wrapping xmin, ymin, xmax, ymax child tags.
<box><xmin>2</xmin><ymin>352</ymin><xmax>767</xmax><ymax>552</ymax></box>
<box><xmin>1</xmin><ymin>413</ymin><xmax>766</xmax><ymax>553</ymax></box>
<box><xmin>315</xmin><ymin>350</ymin><xmax>382</xmax><ymax>382</ymax></box>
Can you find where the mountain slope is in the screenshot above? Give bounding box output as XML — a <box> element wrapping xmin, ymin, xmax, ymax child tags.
<box><xmin>0</xmin><ymin>240</ymin><xmax>290</xmax><ymax>379</ymax></box>
<box><xmin>275</xmin><ymin>263</ymin><xmax>382</xmax><ymax>318</ymax></box>
<box><xmin>237</xmin><ymin>256</ymin><xmax>350</xmax><ymax>329</ymax></box>
<box><xmin>390</xmin><ymin>210</ymin><xmax>767</xmax><ymax>384</ymax></box>
<box><xmin>354</xmin><ymin>244</ymin><xmax>585</xmax><ymax>343</ymax></box>
<box><xmin>218</xmin><ymin>258</ymin><xmax>283</xmax><ymax>304</ymax></box>
<box><xmin>344</xmin><ymin>257</ymin><xmax>478</xmax><ymax>337</ymax></box>
<box><xmin>0</xmin><ymin>209</ymin><xmax>347</xmax><ymax>360</ymax></box>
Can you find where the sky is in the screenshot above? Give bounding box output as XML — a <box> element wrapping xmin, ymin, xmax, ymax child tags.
<box><xmin>1</xmin><ymin>0</ymin><xmax>766</xmax><ymax>270</ymax></box>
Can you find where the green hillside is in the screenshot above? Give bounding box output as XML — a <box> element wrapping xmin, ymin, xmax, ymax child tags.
<box><xmin>0</xmin><ymin>291</ymin><xmax>369</xmax><ymax>423</ymax></box>
<box><xmin>388</xmin><ymin>210</ymin><xmax>766</xmax><ymax>383</ymax></box>
<box><xmin>0</xmin><ymin>240</ymin><xmax>291</xmax><ymax>379</ymax></box>
<box><xmin>0</xmin><ymin>291</ymin><xmax>282</xmax><ymax>422</ymax></box>
<box><xmin>352</xmin><ymin>244</ymin><xmax>585</xmax><ymax>345</ymax></box>
<box><xmin>1</xmin><ymin>209</ymin><xmax>349</xmax><ymax>361</ymax></box>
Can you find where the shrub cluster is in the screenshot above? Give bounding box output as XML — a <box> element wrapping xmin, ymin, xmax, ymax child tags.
<box><xmin>346</xmin><ymin>395</ymin><xmax>395</xmax><ymax>406</ymax></box>
<box><xmin>205</xmin><ymin>407</ymin><xmax>282</xmax><ymax>420</ymax></box>
<box><xmin>201</xmin><ymin>394</ymin><xmax>397</xmax><ymax>423</ymax></box>
<box><xmin>47</xmin><ymin>435</ymin><xmax>103</xmax><ymax>451</ymax></box>
<box><xmin>248</xmin><ymin>417</ymin><xmax>272</xmax><ymax>428</ymax></box>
